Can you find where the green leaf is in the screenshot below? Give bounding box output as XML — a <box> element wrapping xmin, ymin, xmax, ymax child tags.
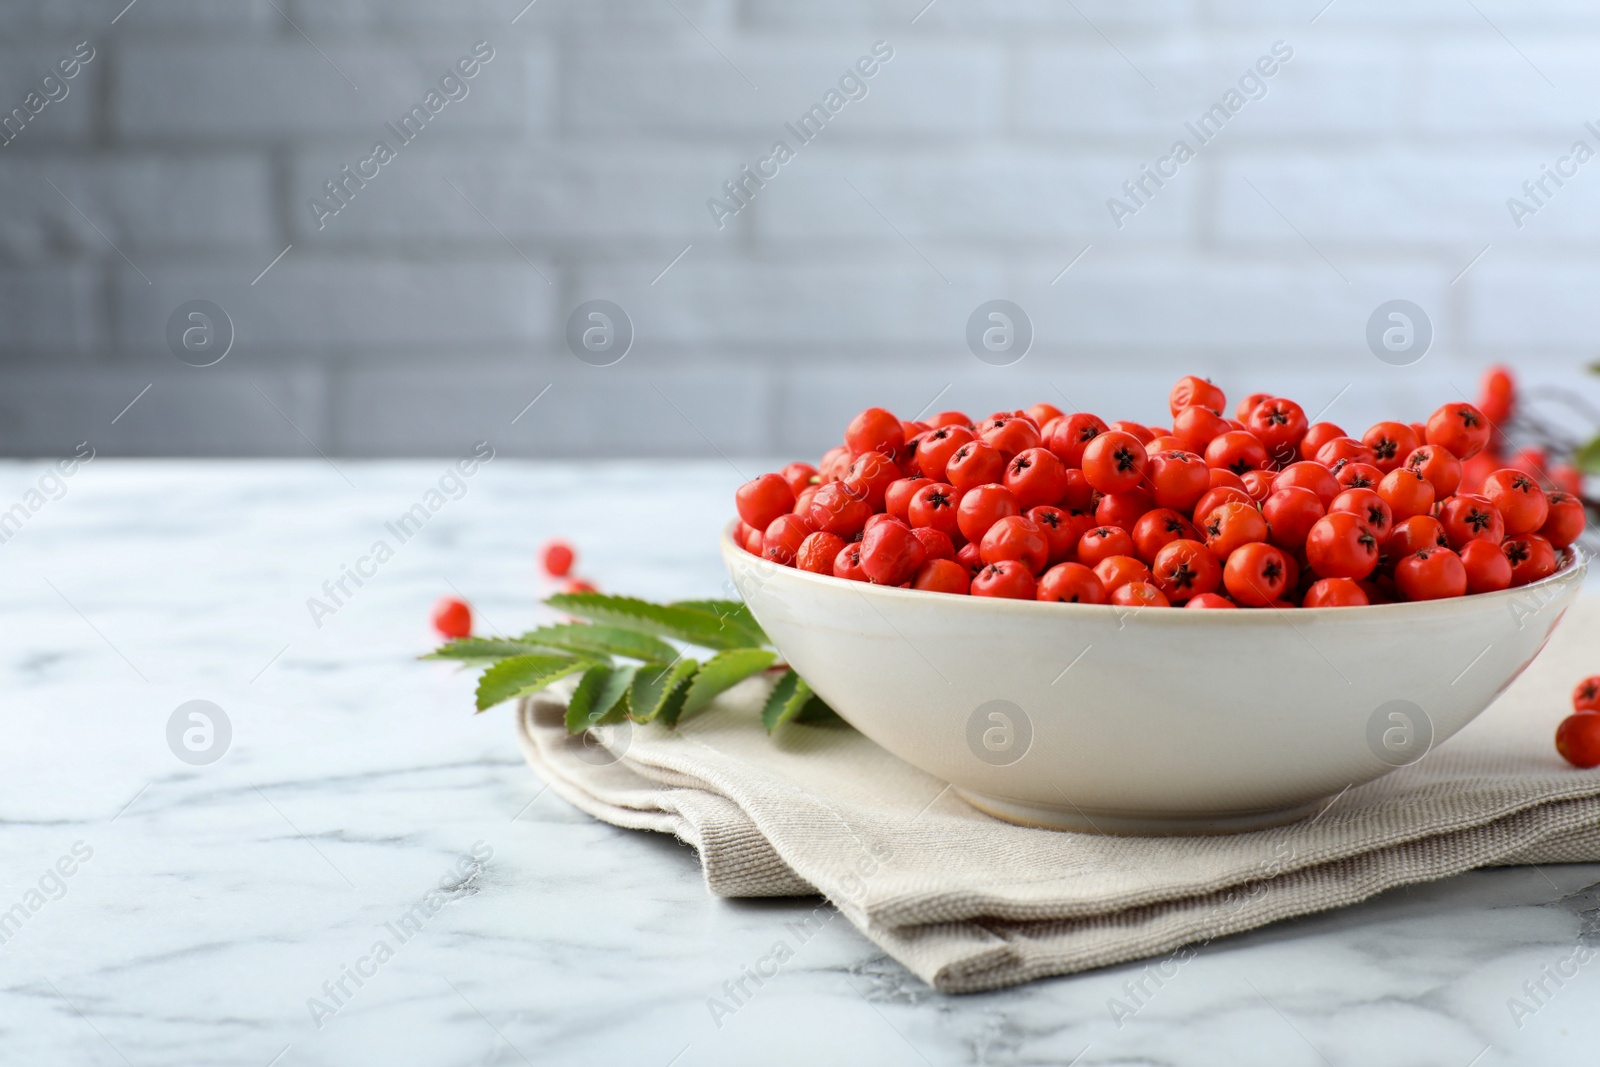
<box><xmin>475</xmin><ymin>653</ymin><xmax>591</xmax><ymax>712</ymax></box>
<box><xmin>546</xmin><ymin>593</ymin><xmax>754</xmax><ymax>651</ymax></box>
<box><xmin>517</xmin><ymin>623</ymin><xmax>676</xmax><ymax>664</ymax></box>
<box><xmin>591</xmin><ymin>665</ymin><xmax>637</xmax><ymax>726</ymax></box>
<box><xmin>629</xmin><ymin>658</ymin><xmax>700</xmax><ymax>724</ymax></box>
<box><xmin>761</xmin><ymin>669</ymin><xmax>816</xmax><ymax>733</ymax></box>
<box><xmin>1575</xmin><ymin>433</ymin><xmax>1600</xmax><ymax>475</ymax></box>
<box><xmin>564</xmin><ymin>665</ymin><xmax>612</xmax><ymax>733</ymax></box>
<box><xmin>667</xmin><ymin>599</ymin><xmax>769</xmax><ymax>646</ymax></box>
<box><xmin>425</xmin><ymin>637</ymin><xmax>546</xmax><ymax>662</ymax></box>
<box><xmin>679</xmin><ymin>648</ymin><xmax>777</xmax><ymax>719</ymax></box>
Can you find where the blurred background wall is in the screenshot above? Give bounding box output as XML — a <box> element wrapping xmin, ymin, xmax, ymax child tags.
<box><xmin>2</xmin><ymin>0</ymin><xmax>1599</xmax><ymax>458</ymax></box>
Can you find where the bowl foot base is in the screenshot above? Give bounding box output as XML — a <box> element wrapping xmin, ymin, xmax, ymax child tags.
<box><xmin>953</xmin><ymin>789</ymin><xmax>1331</xmax><ymax>836</ymax></box>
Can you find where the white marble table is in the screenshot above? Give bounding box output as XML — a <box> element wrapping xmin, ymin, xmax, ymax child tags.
<box><xmin>3</xmin><ymin>459</ymin><xmax>1598</xmax><ymax>1067</ymax></box>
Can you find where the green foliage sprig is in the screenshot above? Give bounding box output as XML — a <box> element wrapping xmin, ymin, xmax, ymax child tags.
<box><xmin>426</xmin><ymin>593</ymin><xmax>839</xmax><ymax>735</ymax></box>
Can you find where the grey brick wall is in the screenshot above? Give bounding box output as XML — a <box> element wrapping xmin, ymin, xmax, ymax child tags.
<box><xmin>2</xmin><ymin>0</ymin><xmax>1599</xmax><ymax>458</ymax></box>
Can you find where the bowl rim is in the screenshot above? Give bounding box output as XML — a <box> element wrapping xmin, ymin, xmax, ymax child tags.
<box><xmin>721</xmin><ymin>522</ymin><xmax>1587</xmax><ymax>622</ymax></box>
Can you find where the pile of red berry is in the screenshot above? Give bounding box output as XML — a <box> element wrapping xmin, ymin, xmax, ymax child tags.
<box><xmin>733</xmin><ymin>376</ymin><xmax>1586</xmax><ymax>608</ymax></box>
<box><xmin>1558</xmin><ymin>676</ymin><xmax>1600</xmax><ymax>768</ymax></box>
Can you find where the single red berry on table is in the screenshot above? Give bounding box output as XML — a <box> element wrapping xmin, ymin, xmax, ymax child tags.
<box><xmin>1480</xmin><ymin>468</ymin><xmax>1550</xmax><ymax>536</ymax></box>
<box><xmin>1222</xmin><ymin>542</ymin><xmax>1290</xmax><ymax>607</ymax></box>
<box><xmin>1403</xmin><ymin>445</ymin><xmax>1462</xmax><ymax>498</ymax></box>
<box><xmin>1306</xmin><ymin>512</ymin><xmax>1380</xmax><ymax>580</ymax></box>
<box><xmin>1540</xmin><ymin>492</ymin><xmax>1587</xmax><ymax>549</ymax></box>
<box><xmin>912</xmin><ymin>558</ymin><xmax>970</xmax><ymax>595</ymax></box>
<box><xmin>1395</xmin><ymin>547</ymin><xmax>1468</xmax><ymax>601</ymax></box>
<box><xmin>797</xmin><ymin>531</ymin><xmax>847</xmax><ymax>575</ymax></box>
<box><xmin>1504</xmin><ymin>534</ymin><xmax>1559</xmax><ymax>587</ymax></box>
<box><xmin>1330</xmin><ymin>487</ymin><xmax>1394</xmax><ymax>541</ymax></box>
<box><xmin>1152</xmin><ymin>539</ymin><xmax>1222</xmax><ymax>602</ymax></box>
<box><xmin>1302</xmin><ymin>577</ymin><xmax>1369</xmax><ymax>608</ymax></box>
<box><xmin>431</xmin><ymin>596</ymin><xmax>472</xmax><ymax>639</ymax></box>
<box><xmin>945</xmin><ymin>440</ymin><xmax>1007</xmax><ymax>492</ymax></box>
<box><xmin>762</xmin><ymin>514</ymin><xmax>812</xmax><ymax>566</ymax></box>
<box><xmin>1361</xmin><ymin>421</ymin><xmax>1420</xmax><ymax>473</ymax></box>
<box><xmin>1093</xmin><ymin>554</ymin><xmax>1152</xmax><ymax>594</ymax></box>
<box><xmin>1202</xmin><ymin>501</ymin><xmax>1269</xmax><ymax>562</ymax></box>
<box><xmin>956</xmin><ymin>483</ymin><xmax>1021</xmax><ymax>543</ymax></box>
<box><xmin>1185</xmin><ymin>592</ymin><xmax>1238</xmax><ymax>609</ymax></box>
<box><xmin>970</xmin><ymin>560</ymin><xmax>1038</xmax><ymax>599</ymax></box>
<box><xmin>916</xmin><ymin>424</ymin><xmax>975</xmax><ymax>481</ymax></box>
<box><xmin>1425</xmin><ymin>402</ymin><xmax>1492</xmax><ymax>461</ymax></box>
<box><xmin>1204</xmin><ymin>430</ymin><xmax>1270</xmax><ymax>475</ymax></box>
<box><xmin>540</xmin><ymin>539</ymin><xmax>576</xmax><ymax>578</ymax></box>
<box><xmin>1037</xmin><ymin>562</ymin><xmax>1107</xmax><ymax>604</ymax></box>
<box><xmin>845</xmin><ymin>407</ymin><xmax>905</xmax><ymax>459</ymax></box>
<box><xmin>1556</xmin><ymin>714</ymin><xmax>1600</xmax><ymax>769</ymax></box>
<box><xmin>1078</xmin><ymin>525</ymin><xmax>1135</xmax><ymax>567</ymax></box>
<box><xmin>1573</xmin><ymin>677</ymin><xmax>1600</xmax><ymax>713</ymax></box>
<box><xmin>735</xmin><ymin>473</ymin><xmax>795</xmax><ymax>533</ymax></box>
<box><xmin>980</xmin><ymin>515</ymin><xmax>1050</xmax><ymax>573</ymax></box>
<box><xmin>1095</xmin><ymin>487</ymin><xmax>1155</xmax><ymax>531</ymax></box>
<box><xmin>1111</xmin><ymin>581</ymin><xmax>1170</xmax><ymax>608</ymax></box>
<box><xmin>1377</xmin><ymin>467</ymin><xmax>1436</xmax><ymax>521</ymax></box>
<box><xmin>1459</xmin><ymin>538</ymin><xmax>1513</xmax><ymax>594</ymax></box>
<box><xmin>1081</xmin><ymin>431</ymin><xmax>1149</xmax><ymax>494</ymax></box>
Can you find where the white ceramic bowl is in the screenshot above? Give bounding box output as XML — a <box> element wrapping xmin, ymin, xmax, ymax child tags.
<box><xmin>723</xmin><ymin>528</ymin><xmax>1586</xmax><ymax>834</ymax></box>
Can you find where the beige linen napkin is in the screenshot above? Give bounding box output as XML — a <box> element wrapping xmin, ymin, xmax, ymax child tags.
<box><xmin>516</xmin><ymin>597</ymin><xmax>1600</xmax><ymax>993</ymax></box>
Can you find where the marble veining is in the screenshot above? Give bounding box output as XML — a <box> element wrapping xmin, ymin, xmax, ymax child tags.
<box><xmin>1</xmin><ymin>460</ymin><xmax>1597</xmax><ymax>1066</ymax></box>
